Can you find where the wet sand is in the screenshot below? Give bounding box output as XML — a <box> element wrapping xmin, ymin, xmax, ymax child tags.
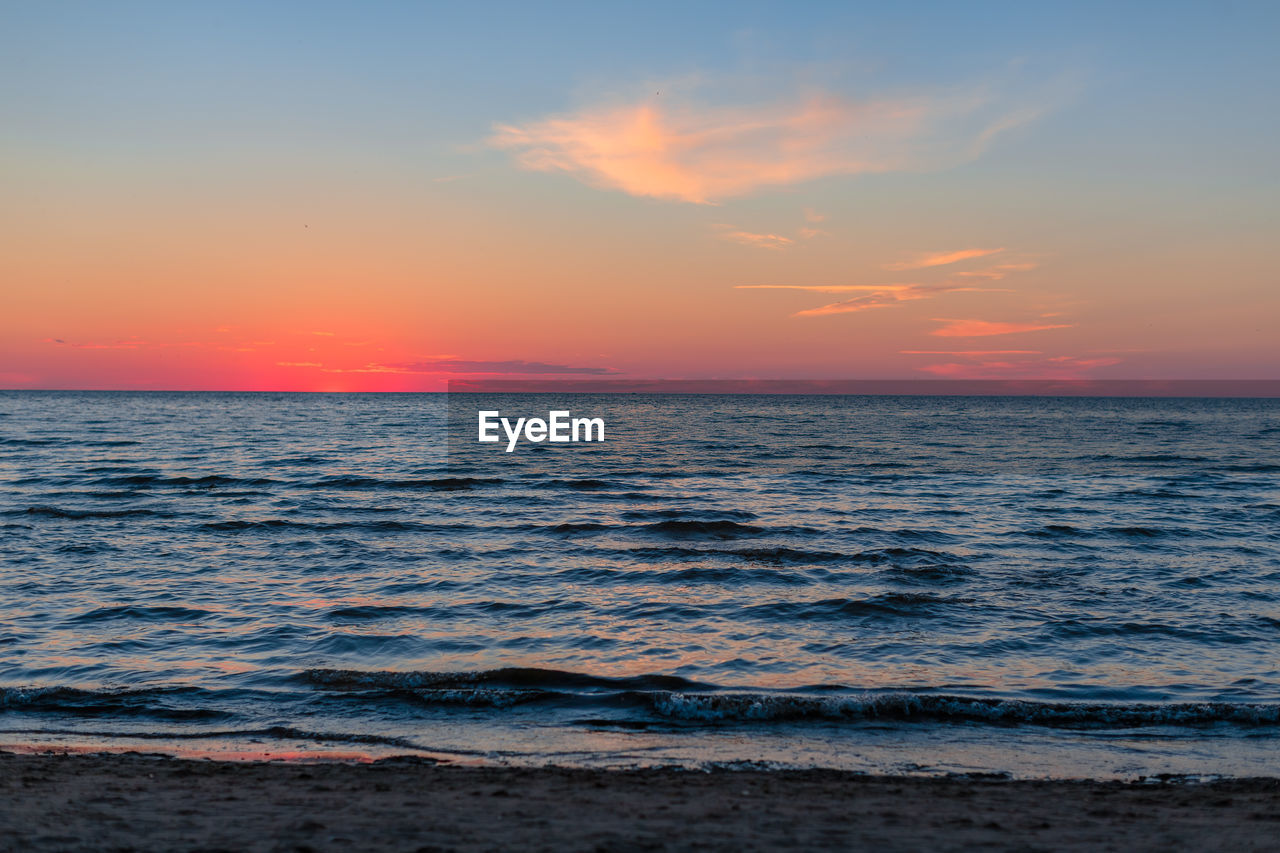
<box><xmin>1</xmin><ymin>751</ymin><xmax>1277</xmax><ymax>851</ymax></box>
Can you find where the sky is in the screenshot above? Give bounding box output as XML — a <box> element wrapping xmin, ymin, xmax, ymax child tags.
<box><xmin>2</xmin><ymin>0</ymin><xmax>1277</xmax><ymax>390</ymax></box>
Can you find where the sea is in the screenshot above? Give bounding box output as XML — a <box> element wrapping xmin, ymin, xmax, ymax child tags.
<box><xmin>1</xmin><ymin>390</ymin><xmax>1278</xmax><ymax>779</ymax></box>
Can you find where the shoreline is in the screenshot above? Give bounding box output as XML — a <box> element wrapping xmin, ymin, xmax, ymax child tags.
<box><xmin>2</xmin><ymin>751</ymin><xmax>1277</xmax><ymax>851</ymax></box>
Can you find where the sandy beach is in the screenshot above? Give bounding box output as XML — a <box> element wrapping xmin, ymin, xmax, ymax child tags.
<box><xmin>1</xmin><ymin>752</ymin><xmax>1276</xmax><ymax>852</ymax></box>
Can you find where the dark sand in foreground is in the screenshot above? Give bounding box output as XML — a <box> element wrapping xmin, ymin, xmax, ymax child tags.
<box><xmin>2</xmin><ymin>752</ymin><xmax>1278</xmax><ymax>851</ymax></box>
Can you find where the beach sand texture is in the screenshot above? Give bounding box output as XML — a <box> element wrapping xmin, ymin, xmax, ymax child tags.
<box><xmin>1</xmin><ymin>752</ymin><xmax>1277</xmax><ymax>851</ymax></box>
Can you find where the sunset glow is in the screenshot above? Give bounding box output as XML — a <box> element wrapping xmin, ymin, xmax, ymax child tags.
<box><xmin>3</xmin><ymin>2</ymin><xmax>1277</xmax><ymax>389</ymax></box>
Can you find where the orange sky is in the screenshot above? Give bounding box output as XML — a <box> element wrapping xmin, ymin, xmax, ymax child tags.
<box><xmin>3</xmin><ymin>4</ymin><xmax>1277</xmax><ymax>389</ymax></box>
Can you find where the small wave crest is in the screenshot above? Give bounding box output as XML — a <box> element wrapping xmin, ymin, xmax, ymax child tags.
<box><xmin>303</xmin><ymin>666</ymin><xmax>709</xmax><ymax>693</ymax></box>
<box><xmin>648</xmin><ymin>693</ymin><xmax>1280</xmax><ymax>727</ymax></box>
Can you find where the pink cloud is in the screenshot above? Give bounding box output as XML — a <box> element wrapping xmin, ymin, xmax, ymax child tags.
<box><xmin>917</xmin><ymin>356</ymin><xmax>1121</xmax><ymax>379</ymax></box>
<box><xmin>491</xmin><ymin>83</ymin><xmax>1044</xmax><ymax>204</ymax></box>
<box><xmin>323</xmin><ymin>359</ymin><xmax>621</xmax><ymax>376</ymax></box>
<box><xmin>43</xmin><ymin>337</ymin><xmax>148</xmax><ymax>350</ymax></box>
<box><xmin>739</xmin><ymin>283</ymin><xmax>1008</xmax><ymax>318</ymax></box>
<box><xmin>736</xmin><ymin>284</ymin><xmax>919</xmax><ymax>294</ymax></box>
<box><xmin>716</xmin><ymin>229</ymin><xmax>795</xmax><ymax>250</ymax></box>
<box><xmin>954</xmin><ymin>261</ymin><xmax>1039</xmax><ymax>280</ymax></box>
<box><xmin>882</xmin><ymin>248</ymin><xmax>1004</xmax><ymax>271</ymax></box>
<box><xmin>930</xmin><ymin>318</ymin><xmax>1072</xmax><ymax>337</ymax></box>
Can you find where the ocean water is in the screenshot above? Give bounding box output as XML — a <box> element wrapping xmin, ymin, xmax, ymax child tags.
<box><xmin>1</xmin><ymin>390</ymin><xmax>1278</xmax><ymax>778</ymax></box>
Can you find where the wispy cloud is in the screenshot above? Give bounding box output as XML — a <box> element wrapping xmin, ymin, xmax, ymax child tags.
<box><xmin>324</xmin><ymin>359</ymin><xmax>621</xmax><ymax>376</ymax></box>
<box><xmin>736</xmin><ymin>285</ymin><xmax>919</xmax><ymax>293</ymax></box>
<box><xmin>737</xmin><ymin>241</ymin><xmax>1040</xmax><ymax>325</ymax></box>
<box><xmin>883</xmin><ymin>248</ymin><xmax>1004</xmax><ymax>271</ymax></box>
<box><xmin>738</xmin><ymin>284</ymin><xmax>923</xmax><ymax>316</ymax></box>
<box><xmin>715</xmin><ymin>228</ymin><xmax>795</xmax><ymax>250</ymax></box>
<box><xmin>900</xmin><ymin>350</ymin><xmax>1041</xmax><ymax>355</ymax></box>
<box><xmin>916</xmin><ymin>355</ymin><xmax>1120</xmax><ymax>379</ymax></box>
<box><xmin>490</xmin><ymin>80</ymin><xmax>1046</xmax><ymax>203</ymax></box>
<box><xmin>954</xmin><ymin>261</ymin><xmax>1038</xmax><ymax>280</ymax></box>
<box><xmin>715</xmin><ymin>216</ymin><xmax>827</xmax><ymax>249</ymax></box>
<box><xmin>44</xmin><ymin>337</ymin><xmax>147</xmax><ymax>350</ymax></box>
<box><xmin>739</xmin><ymin>283</ymin><xmax>1007</xmax><ymax>317</ymax></box>
<box><xmin>930</xmin><ymin>319</ymin><xmax>1072</xmax><ymax>337</ymax></box>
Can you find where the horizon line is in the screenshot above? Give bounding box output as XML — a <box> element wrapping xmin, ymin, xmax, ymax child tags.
<box><xmin>5</xmin><ymin>379</ymin><xmax>1280</xmax><ymax>398</ymax></box>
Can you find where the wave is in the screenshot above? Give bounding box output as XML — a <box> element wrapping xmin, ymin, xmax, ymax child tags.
<box><xmin>14</xmin><ymin>505</ymin><xmax>175</xmax><ymax>520</ymax></box>
<box><xmin>299</xmin><ymin>475</ymin><xmax>503</xmax><ymax>490</ymax></box>
<box><xmin>9</xmin><ymin>671</ymin><xmax>1280</xmax><ymax>732</ymax></box>
<box><xmin>0</xmin><ymin>685</ymin><xmax>231</xmax><ymax>720</ymax></box>
<box><xmin>646</xmin><ymin>693</ymin><xmax>1280</xmax><ymax>726</ymax></box>
<box><xmin>534</xmin><ymin>478</ymin><xmax>621</xmax><ymax>491</ymax></box>
<box><xmin>546</xmin><ymin>520</ymin><xmax>785</xmax><ymax>540</ymax></box>
<box><xmin>621</xmin><ymin>508</ymin><xmax>759</xmax><ymax>522</ymax></box>
<box><xmin>740</xmin><ymin>593</ymin><xmax>975</xmax><ymax>622</ymax></box>
<box><xmin>0</xmin><ymin>724</ymin><xmax>425</xmax><ymax>751</ymax></box>
<box><xmin>86</xmin><ymin>474</ymin><xmax>276</xmax><ymax>488</ymax></box>
<box><xmin>296</xmin><ymin>669</ymin><xmax>1280</xmax><ymax>728</ymax></box>
<box><xmin>68</xmin><ymin>605</ymin><xmax>215</xmax><ymax>624</ymax></box>
<box><xmin>200</xmin><ymin>519</ymin><xmax>466</xmax><ymax>533</ymax></box>
<box><xmin>641</xmin><ymin>520</ymin><xmax>766</xmax><ymax>539</ymax></box>
<box><xmin>304</xmin><ymin>666</ymin><xmax>709</xmax><ymax>693</ymax></box>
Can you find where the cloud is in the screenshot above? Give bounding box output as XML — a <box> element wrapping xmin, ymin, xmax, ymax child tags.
<box><xmin>736</xmin><ymin>285</ymin><xmax>919</xmax><ymax>293</ymax></box>
<box><xmin>276</xmin><ymin>362</ymin><xmax>322</xmax><ymax>368</ymax></box>
<box><xmin>803</xmin><ymin>208</ymin><xmax>826</xmax><ymax>223</ymax></box>
<box><xmin>325</xmin><ymin>359</ymin><xmax>621</xmax><ymax>376</ymax></box>
<box><xmin>954</xmin><ymin>262</ymin><xmax>1038</xmax><ymax>280</ymax></box>
<box><xmin>930</xmin><ymin>319</ymin><xmax>1072</xmax><ymax>337</ymax></box>
<box><xmin>738</xmin><ymin>249</ymin><xmax>1037</xmax><ymax>320</ymax></box>
<box><xmin>900</xmin><ymin>350</ymin><xmax>1042</xmax><ymax>355</ymax></box>
<box><xmin>44</xmin><ymin>337</ymin><xmax>147</xmax><ymax>349</ymax></box>
<box><xmin>738</xmin><ymin>283</ymin><xmax>924</xmax><ymax>316</ymax></box>
<box><xmin>739</xmin><ymin>283</ymin><xmax>1005</xmax><ymax>318</ymax></box>
<box><xmin>794</xmin><ymin>301</ymin><xmax>908</xmax><ymax>317</ymax></box>
<box><xmin>716</xmin><ymin>228</ymin><xmax>795</xmax><ymax>250</ymax></box>
<box><xmin>916</xmin><ymin>355</ymin><xmax>1120</xmax><ymax>379</ymax></box>
<box><xmin>490</xmin><ymin>81</ymin><xmax>1045</xmax><ymax>204</ymax></box>
<box><xmin>715</xmin><ymin>215</ymin><xmax>829</xmax><ymax>249</ymax></box>
<box><xmin>882</xmin><ymin>248</ymin><xmax>1004</xmax><ymax>271</ymax></box>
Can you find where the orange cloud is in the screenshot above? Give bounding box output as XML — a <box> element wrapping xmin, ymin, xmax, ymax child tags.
<box><xmin>490</xmin><ymin>84</ymin><xmax>1041</xmax><ymax>203</ymax></box>
<box><xmin>930</xmin><ymin>319</ymin><xmax>1072</xmax><ymax>337</ymax></box>
<box><xmin>883</xmin><ymin>248</ymin><xmax>1004</xmax><ymax>270</ymax></box>
<box><xmin>739</xmin><ymin>282</ymin><xmax>1009</xmax><ymax>318</ymax></box>
<box><xmin>44</xmin><ymin>337</ymin><xmax>148</xmax><ymax>350</ymax></box>
<box><xmin>716</xmin><ymin>228</ymin><xmax>795</xmax><ymax>250</ymax></box>
<box><xmin>323</xmin><ymin>359</ymin><xmax>620</xmax><ymax>376</ymax></box>
<box><xmin>738</xmin><ymin>284</ymin><xmax>925</xmax><ymax>317</ymax></box>
<box><xmin>736</xmin><ymin>284</ymin><xmax>918</xmax><ymax>294</ymax></box>
<box><xmin>954</xmin><ymin>261</ymin><xmax>1039</xmax><ymax>280</ymax></box>
<box><xmin>917</xmin><ymin>355</ymin><xmax>1120</xmax><ymax>379</ymax></box>
<box><xmin>794</xmin><ymin>300</ymin><xmax>911</xmax><ymax>317</ymax></box>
